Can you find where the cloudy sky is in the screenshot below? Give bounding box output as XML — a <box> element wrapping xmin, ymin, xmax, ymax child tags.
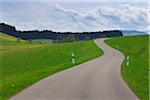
<box><xmin>0</xmin><ymin>0</ymin><xmax>149</xmax><ymax>32</ymax></box>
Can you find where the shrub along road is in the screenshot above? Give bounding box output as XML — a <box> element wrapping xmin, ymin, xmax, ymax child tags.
<box><xmin>10</xmin><ymin>39</ymin><xmax>138</xmax><ymax>100</ymax></box>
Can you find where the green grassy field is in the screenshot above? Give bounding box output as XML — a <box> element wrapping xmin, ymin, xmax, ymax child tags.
<box><xmin>105</xmin><ymin>35</ymin><xmax>149</xmax><ymax>100</ymax></box>
<box><xmin>0</xmin><ymin>33</ymin><xmax>103</xmax><ymax>100</ymax></box>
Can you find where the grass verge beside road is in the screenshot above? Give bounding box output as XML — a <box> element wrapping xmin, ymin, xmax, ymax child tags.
<box><xmin>0</xmin><ymin>36</ymin><xmax>103</xmax><ymax>100</ymax></box>
<box><xmin>105</xmin><ymin>35</ymin><xmax>149</xmax><ymax>100</ymax></box>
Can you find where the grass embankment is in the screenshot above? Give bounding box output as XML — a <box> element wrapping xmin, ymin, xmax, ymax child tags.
<box><xmin>105</xmin><ymin>35</ymin><xmax>149</xmax><ymax>100</ymax></box>
<box><xmin>0</xmin><ymin>33</ymin><xmax>103</xmax><ymax>100</ymax></box>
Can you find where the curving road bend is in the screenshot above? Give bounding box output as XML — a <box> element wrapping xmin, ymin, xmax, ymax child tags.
<box><xmin>10</xmin><ymin>39</ymin><xmax>139</xmax><ymax>100</ymax></box>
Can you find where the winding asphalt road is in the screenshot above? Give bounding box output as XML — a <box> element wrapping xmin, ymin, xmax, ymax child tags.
<box><xmin>10</xmin><ymin>39</ymin><xmax>138</xmax><ymax>100</ymax></box>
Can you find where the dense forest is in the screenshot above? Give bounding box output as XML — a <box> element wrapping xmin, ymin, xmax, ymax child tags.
<box><xmin>0</xmin><ymin>23</ymin><xmax>123</xmax><ymax>42</ymax></box>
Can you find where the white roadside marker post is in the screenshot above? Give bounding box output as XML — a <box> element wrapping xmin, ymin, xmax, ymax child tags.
<box><xmin>72</xmin><ymin>53</ymin><xmax>75</xmax><ymax>64</ymax></box>
<box><xmin>127</xmin><ymin>56</ymin><xmax>130</xmax><ymax>60</ymax></box>
<box><xmin>126</xmin><ymin>61</ymin><xmax>129</xmax><ymax>67</ymax></box>
<box><xmin>126</xmin><ymin>56</ymin><xmax>130</xmax><ymax>67</ymax></box>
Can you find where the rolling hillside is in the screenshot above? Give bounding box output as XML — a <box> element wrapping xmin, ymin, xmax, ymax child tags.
<box><xmin>0</xmin><ymin>33</ymin><xmax>26</xmax><ymax>44</ymax></box>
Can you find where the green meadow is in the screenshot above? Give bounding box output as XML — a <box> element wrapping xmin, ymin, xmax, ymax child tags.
<box><xmin>105</xmin><ymin>35</ymin><xmax>149</xmax><ymax>100</ymax></box>
<box><xmin>0</xmin><ymin>33</ymin><xmax>103</xmax><ymax>100</ymax></box>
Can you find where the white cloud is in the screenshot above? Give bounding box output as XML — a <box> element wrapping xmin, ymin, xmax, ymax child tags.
<box><xmin>52</xmin><ymin>4</ymin><xmax>148</xmax><ymax>32</ymax></box>
<box><xmin>54</xmin><ymin>5</ymin><xmax>82</xmax><ymax>22</ymax></box>
<box><xmin>0</xmin><ymin>3</ymin><xmax>148</xmax><ymax>32</ymax></box>
<box><xmin>1</xmin><ymin>0</ymin><xmax>147</xmax><ymax>3</ymax></box>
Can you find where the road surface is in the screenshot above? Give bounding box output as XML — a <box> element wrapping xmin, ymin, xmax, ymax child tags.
<box><xmin>10</xmin><ymin>39</ymin><xmax>138</xmax><ymax>100</ymax></box>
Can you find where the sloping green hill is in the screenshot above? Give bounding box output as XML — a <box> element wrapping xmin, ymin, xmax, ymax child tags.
<box><xmin>105</xmin><ymin>35</ymin><xmax>149</xmax><ymax>100</ymax></box>
<box><xmin>0</xmin><ymin>33</ymin><xmax>26</xmax><ymax>44</ymax></box>
<box><xmin>0</xmin><ymin>33</ymin><xmax>31</xmax><ymax>53</ymax></box>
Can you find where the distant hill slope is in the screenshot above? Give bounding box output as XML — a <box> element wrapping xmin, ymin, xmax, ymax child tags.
<box><xmin>121</xmin><ymin>30</ymin><xmax>147</xmax><ymax>36</ymax></box>
<box><xmin>0</xmin><ymin>32</ymin><xmax>26</xmax><ymax>44</ymax></box>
